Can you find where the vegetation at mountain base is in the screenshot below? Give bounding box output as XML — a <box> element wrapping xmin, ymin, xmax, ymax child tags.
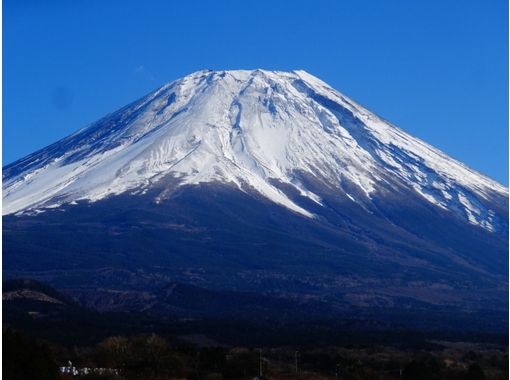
<box><xmin>3</xmin><ymin>327</ymin><xmax>508</xmax><ymax>380</ymax></box>
<box><xmin>3</xmin><ymin>279</ymin><xmax>508</xmax><ymax>379</ymax></box>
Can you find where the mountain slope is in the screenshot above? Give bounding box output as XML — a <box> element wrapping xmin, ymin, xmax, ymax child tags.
<box><xmin>3</xmin><ymin>69</ymin><xmax>508</xmax><ymax>331</ymax></box>
<box><xmin>3</xmin><ymin>69</ymin><xmax>507</xmax><ymax>232</ymax></box>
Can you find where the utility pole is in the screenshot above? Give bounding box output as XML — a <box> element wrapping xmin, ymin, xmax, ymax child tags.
<box><xmin>195</xmin><ymin>351</ymin><xmax>201</xmax><ymax>380</ymax></box>
<box><xmin>295</xmin><ymin>351</ymin><xmax>300</xmax><ymax>378</ymax></box>
<box><xmin>259</xmin><ymin>349</ymin><xmax>263</xmax><ymax>378</ymax></box>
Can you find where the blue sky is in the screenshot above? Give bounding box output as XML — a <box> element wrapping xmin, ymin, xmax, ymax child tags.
<box><xmin>4</xmin><ymin>0</ymin><xmax>508</xmax><ymax>184</ymax></box>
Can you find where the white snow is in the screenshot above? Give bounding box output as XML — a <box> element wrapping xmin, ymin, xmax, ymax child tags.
<box><xmin>3</xmin><ymin>69</ymin><xmax>507</xmax><ymax>231</ymax></box>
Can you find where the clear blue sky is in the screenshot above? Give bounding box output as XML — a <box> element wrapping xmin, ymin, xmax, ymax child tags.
<box><xmin>4</xmin><ymin>0</ymin><xmax>508</xmax><ymax>184</ymax></box>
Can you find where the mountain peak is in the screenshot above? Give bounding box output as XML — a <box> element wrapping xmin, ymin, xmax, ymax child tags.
<box><xmin>3</xmin><ymin>70</ymin><xmax>507</xmax><ymax>232</ymax></box>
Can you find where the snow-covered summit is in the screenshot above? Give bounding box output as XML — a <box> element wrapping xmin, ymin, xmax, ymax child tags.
<box><xmin>3</xmin><ymin>69</ymin><xmax>507</xmax><ymax>231</ymax></box>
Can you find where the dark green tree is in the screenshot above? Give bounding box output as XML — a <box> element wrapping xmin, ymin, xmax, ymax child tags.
<box><xmin>403</xmin><ymin>359</ymin><xmax>442</xmax><ymax>380</ymax></box>
<box><xmin>465</xmin><ymin>363</ymin><xmax>485</xmax><ymax>380</ymax></box>
<box><xmin>3</xmin><ymin>328</ymin><xmax>60</xmax><ymax>380</ymax></box>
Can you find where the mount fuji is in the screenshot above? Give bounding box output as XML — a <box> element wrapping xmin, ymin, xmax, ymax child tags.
<box><xmin>3</xmin><ymin>70</ymin><xmax>508</xmax><ymax>330</ymax></box>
